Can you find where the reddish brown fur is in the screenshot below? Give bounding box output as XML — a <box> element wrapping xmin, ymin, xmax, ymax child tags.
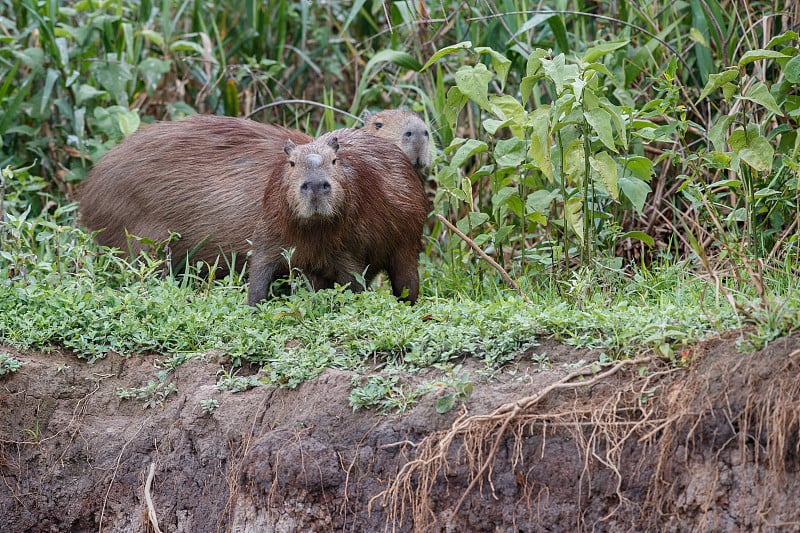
<box><xmin>78</xmin><ymin>112</ymin><xmax>431</xmax><ymax>277</ymax></box>
<box><xmin>79</xmin><ymin>115</ymin><xmax>312</xmax><ymax>272</ymax></box>
<box><xmin>248</xmin><ymin>130</ymin><xmax>429</xmax><ymax>305</ymax></box>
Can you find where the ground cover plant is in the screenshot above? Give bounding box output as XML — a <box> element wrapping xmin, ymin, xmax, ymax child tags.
<box><xmin>1</xmin><ymin>0</ymin><xmax>799</xmax><ymax>408</ymax></box>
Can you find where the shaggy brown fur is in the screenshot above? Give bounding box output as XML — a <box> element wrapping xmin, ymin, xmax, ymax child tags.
<box><xmin>248</xmin><ymin>130</ymin><xmax>429</xmax><ymax>305</ymax></box>
<box><xmin>78</xmin><ymin>115</ymin><xmax>312</xmax><ymax>272</ymax></box>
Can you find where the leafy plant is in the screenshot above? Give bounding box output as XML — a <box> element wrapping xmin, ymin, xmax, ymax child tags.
<box><xmin>0</xmin><ymin>352</ymin><xmax>25</xmax><ymax>376</ymax></box>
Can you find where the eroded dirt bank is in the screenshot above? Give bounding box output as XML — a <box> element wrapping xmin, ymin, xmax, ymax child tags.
<box><xmin>2</xmin><ymin>334</ymin><xmax>799</xmax><ymax>532</ymax></box>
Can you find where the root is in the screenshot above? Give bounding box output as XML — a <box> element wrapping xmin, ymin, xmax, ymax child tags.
<box><xmin>144</xmin><ymin>462</ymin><xmax>163</xmax><ymax>533</ymax></box>
<box><xmin>374</xmin><ymin>356</ymin><xmax>660</xmax><ymax>531</ymax></box>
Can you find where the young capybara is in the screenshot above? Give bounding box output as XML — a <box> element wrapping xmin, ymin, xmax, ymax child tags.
<box><xmin>78</xmin><ymin>111</ymin><xmax>431</xmax><ymax>275</ymax></box>
<box><xmin>361</xmin><ymin>109</ymin><xmax>432</xmax><ymax>178</ymax></box>
<box><xmin>79</xmin><ymin>115</ymin><xmax>313</xmax><ymax>273</ymax></box>
<box><xmin>247</xmin><ymin>130</ymin><xmax>429</xmax><ymax>305</ymax></box>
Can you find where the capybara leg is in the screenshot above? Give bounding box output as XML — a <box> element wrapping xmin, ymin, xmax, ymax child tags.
<box><xmin>388</xmin><ymin>254</ymin><xmax>420</xmax><ymax>304</ymax></box>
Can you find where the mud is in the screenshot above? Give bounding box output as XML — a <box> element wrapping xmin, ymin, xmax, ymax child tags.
<box><xmin>1</xmin><ymin>334</ymin><xmax>799</xmax><ymax>532</ymax></box>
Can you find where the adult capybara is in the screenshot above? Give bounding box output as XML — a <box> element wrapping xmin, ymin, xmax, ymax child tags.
<box><xmin>247</xmin><ymin>130</ymin><xmax>429</xmax><ymax>305</ymax></box>
<box><xmin>79</xmin><ymin>115</ymin><xmax>313</xmax><ymax>273</ymax></box>
<box><xmin>78</xmin><ymin>111</ymin><xmax>431</xmax><ymax>274</ymax></box>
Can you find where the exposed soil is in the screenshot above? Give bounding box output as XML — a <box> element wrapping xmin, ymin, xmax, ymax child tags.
<box><xmin>2</xmin><ymin>333</ymin><xmax>800</xmax><ymax>532</ymax></box>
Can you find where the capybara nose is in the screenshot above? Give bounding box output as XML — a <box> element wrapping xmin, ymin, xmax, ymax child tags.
<box><xmin>301</xmin><ymin>178</ymin><xmax>331</xmax><ymax>194</ymax></box>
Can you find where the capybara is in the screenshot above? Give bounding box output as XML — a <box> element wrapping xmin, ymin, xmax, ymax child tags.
<box><xmin>78</xmin><ymin>111</ymin><xmax>431</xmax><ymax>275</ymax></box>
<box><xmin>247</xmin><ymin>130</ymin><xmax>429</xmax><ymax>305</ymax></box>
<box><xmin>361</xmin><ymin>109</ymin><xmax>432</xmax><ymax>178</ymax></box>
<box><xmin>78</xmin><ymin>115</ymin><xmax>313</xmax><ymax>273</ymax></box>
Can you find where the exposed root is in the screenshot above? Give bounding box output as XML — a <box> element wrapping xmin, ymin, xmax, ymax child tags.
<box><xmin>144</xmin><ymin>462</ymin><xmax>163</xmax><ymax>533</ymax></box>
<box><xmin>374</xmin><ymin>356</ymin><xmax>661</xmax><ymax>531</ymax></box>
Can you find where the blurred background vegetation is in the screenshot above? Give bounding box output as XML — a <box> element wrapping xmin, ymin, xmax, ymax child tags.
<box><xmin>1</xmin><ymin>0</ymin><xmax>799</xmax><ymax>299</ymax></box>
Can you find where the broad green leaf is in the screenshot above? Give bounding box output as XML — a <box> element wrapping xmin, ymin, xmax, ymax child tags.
<box><xmin>618</xmin><ymin>175</ymin><xmax>651</xmax><ymax>213</ymax></box>
<box><xmin>461</xmin><ymin>176</ymin><xmax>473</xmax><ymax>206</ymax></box>
<box><xmin>450</xmin><ymin>139</ymin><xmax>488</xmax><ymax>168</ymax></box>
<box><xmin>476</xmin><ymin>47</ymin><xmax>512</xmax><ymax>89</ymax></box>
<box><xmin>563</xmin><ymin>140</ymin><xmax>585</xmax><ymax>179</ymax></box>
<box><xmin>565</xmin><ymin>197</ymin><xmax>584</xmax><ymax>244</ymax></box>
<box><xmin>623</xmin><ymin>156</ymin><xmax>654</xmax><ymax>182</ymax></box>
<box><xmin>456</xmin><ymin>212</ymin><xmax>490</xmax><ymax>235</ymax></box>
<box><xmin>482</xmin><ymin>118</ymin><xmax>512</xmax><ymax>135</ymax></box>
<box><xmin>584</xmin><ymin>108</ymin><xmax>617</xmax><ymax>152</ymax></box>
<box><xmin>90</xmin><ymin>58</ymin><xmax>132</xmax><ymax>102</ymax></box>
<box><xmin>741</xmin><ymin>81</ymin><xmax>783</xmax><ymax>115</ymax></box>
<box><xmin>489</xmin><ymin>95</ymin><xmax>525</xmax><ymax>123</ymax></box>
<box><xmin>727</xmin><ymin>125</ymin><xmax>760</xmax><ymax>150</ymax></box>
<box><xmin>436</xmin><ymin>395</ymin><xmax>456</xmax><ymax>414</ymax></box>
<box><xmin>784</xmin><ymin>55</ymin><xmax>800</xmax><ymax>84</ymax></box>
<box><xmin>527</xmin><ymin>189</ymin><xmax>560</xmax><ymax>212</ymax></box>
<box><xmin>455</xmin><ymin>63</ymin><xmax>493</xmax><ymax>112</ymax></box>
<box><xmin>421</xmin><ymin>41</ymin><xmax>472</xmax><ymax>72</ymax></box>
<box><xmin>494</xmin><ymin>138</ymin><xmax>526</xmax><ymax>168</ymax></box>
<box><xmin>528</xmin><ymin>107</ymin><xmax>552</xmax><ymax>181</ymax></box>
<box><xmin>445</xmin><ymin>86</ymin><xmax>468</xmax><ymax>132</ymax></box>
<box><xmin>590</xmin><ymin>151</ymin><xmax>619</xmax><ymax>200</ymax></box>
<box><xmin>117</xmin><ymin>109</ymin><xmax>140</xmax><ymax>138</ymax></box>
<box><xmin>738</xmin><ymin>49</ymin><xmax>790</xmax><ymax>66</ymax></box>
<box><xmin>708</xmin><ymin>114</ymin><xmax>734</xmax><ymax>151</ymax></box>
<box><xmin>526</xmin><ymin>48</ymin><xmax>549</xmax><ymax>78</ymax></box>
<box><xmin>541</xmin><ymin>54</ymin><xmax>578</xmax><ymax>94</ymax></box>
<box><xmin>698</xmin><ymin>68</ymin><xmax>739</xmax><ymax>101</ymax></box>
<box><xmin>492</xmin><ymin>187</ymin><xmax>518</xmax><ymax>210</ymax></box>
<box><xmin>619</xmin><ymin>231</ymin><xmax>654</xmax><ymax>247</ymax></box>
<box><xmin>739</xmin><ymin>135</ymin><xmax>774</xmax><ymax>171</ymax></box>
<box><xmin>75</xmin><ymin>84</ymin><xmax>107</xmax><ymax>106</ymax></box>
<box><xmin>526</xmin><ymin>211</ymin><xmax>548</xmax><ymax>226</ymax></box>
<box><xmin>15</xmin><ymin>48</ymin><xmax>44</xmax><ymax>69</ymax></box>
<box><xmin>582</xmin><ymin>40</ymin><xmax>629</xmax><ymax>63</ymax></box>
<box><xmin>365</xmin><ymin>49</ymin><xmax>422</xmax><ymax>73</ymax></box>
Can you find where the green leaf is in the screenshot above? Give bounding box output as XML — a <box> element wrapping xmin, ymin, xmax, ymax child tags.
<box><xmin>618</xmin><ymin>175</ymin><xmax>651</xmax><ymax>213</ymax></box>
<box><xmin>528</xmin><ymin>107</ymin><xmax>552</xmax><ymax>181</ymax></box>
<box><xmin>117</xmin><ymin>110</ymin><xmax>141</xmax><ymax>138</ymax></box>
<box><xmin>75</xmin><ymin>84</ymin><xmax>107</xmax><ymax>106</ymax></box>
<box><xmin>708</xmin><ymin>114</ymin><xmax>734</xmax><ymax>151</ymax></box>
<box><xmin>169</xmin><ymin>40</ymin><xmax>205</xmax><ymax>55</ymax></box>
<box><xmin>739</xmin><ymin>135</ymin><xmax>774</xmax><ymax>171</ymax></box>
<box><xmin>738</xmin><ymin>49</ymin><xmax>790</xmax><ymax>66</ymax></box>
<box><xmin>766</xmin><ymin>31</ymin><xmax>799</xmax><ymax>50</ymax></box>
<box><xmin>436</xmin><ymin>394</ymin><xmax>456</xmax><ymax>414</ymax></box>
<box><xmin>450</xmin><ymin>139</ymin><xmax>488</xmax><ymax>168</ymax></box>
<box><xmin>698</xmin><ymin>68</ymin><xmax>739</xmax><ymax>101</ymax></box>
<box><xmin>784</xmin><ymin>55</ymin><xmax>800</xmax><ymax>84</ymax></box>
<box><xmin>527</xmin><ymin>189</ymin><xmax>559</xmax><ymax>213</ymax></box>
<box><xmin>590</xmin><ymin>152</ymin><xmax>618</xmax><ymax>200</ymax></box>
<box><xmin>138</xmin><ymin>57</ymin><xmax>172</xmax><ymax>94</ymax></box>
<box><xmin>584</xmin><ymin>108</ymin><xmax>617</xmax><ymax>152</ymax></box>
<box><xmin>475</xmin><ymin>47</ymin><xmax>512</xmax><ymax>89</ymax></box>
<box><xmin>421</xmin><ymin>41</ymin><xmax>472</xmax><ymax>72</ymax></box>
<box><xmin>741</xmin><ymin>81</ymin><xmax>783</xmax><ymax>115</ymax></box>
<box><xmin>489</xmin><ymin>95</ymin><xmax>525</xmax><ymax>125</ymax></box>
<box><xmin>456</xmin><ymin>212</ymin><xmax>490</xmax><ymax>236</ymax></box>
<box><xmin>582</xmin><ymin>40</ymin><xmax>629</xmax><ymax>63</ymax></box>
<box><xmin>494</xmin><ymin>138</ymin><xmax>526</xmax><ymax>168</ymax></box>
<box><xmin>623</xmin><ymin>156</ymin><xmax>654</xmax><ymax>182</ymax></box>
<box><xmin>482</xmin><ymin>118</ymin><xmax>512</xmax><ymax>135</ymax></box>
<box><xmin>565</xmin><ymin>197</ymin><xmax>584</xmax><ymax>244</ymax></box>
<box><xmin>619</xmin><ymin>231</ymin><xmax>654</xmax><ymax>247</ymax></box>
<box><xmin>139</xmin><ymin>29</ymin><xmax>165</xmax><ymax>47</ymax></box>
<box><xmin>754</xmin><ymin>187</ymin><xmax>780</xmax><ymax>199</ymax></box>
<box><xmin>455</xmin><ymin>63</ymin><xmax>493</xmax><ymax>112</ymax></box>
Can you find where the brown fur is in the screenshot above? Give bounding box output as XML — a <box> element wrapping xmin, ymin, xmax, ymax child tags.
<box><xmin>248</xmin><ymin>130</ymin><xmax>429</xmax><ymax>305</ymax></box>
<box><xmin>78</xmin><ymin>111</ymin><xmax>431</xmax><ymax>278</ymax></box>
<box><xmin>78</xmin><ymin>115</ymin><xmax>312</xmax><ymax>272</ymax></box>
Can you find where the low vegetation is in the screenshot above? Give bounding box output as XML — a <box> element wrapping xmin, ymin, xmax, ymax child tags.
<box><xmin>2</xmin><ymin>1</ymin><xmax>799</xmax><ymax>410</ymax></box>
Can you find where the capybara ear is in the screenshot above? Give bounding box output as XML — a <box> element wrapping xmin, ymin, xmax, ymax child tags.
<box><xmin>360</xmin><ymin>109</ymin><xmax>373</xmax><ymax>124</ymax></box>
<box><xmin>284</xmin><ymin>139</ymin><xmax>297</xmax><ymax>156</ymax></box>
<box><xmin>327</xmin><ymin>136</ymin><xmax>340</xmax><ymax>152</ymax></box>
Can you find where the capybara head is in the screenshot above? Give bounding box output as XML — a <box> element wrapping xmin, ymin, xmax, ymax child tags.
<box><xmin>282</xmin><ymin>136</ymin><xmax>344</xmax><ymax>221</ymax></box>
<box><xmin>362</xmin><ymin>109</ymin><xmax>432</xmax><ymax>176</ymax></box>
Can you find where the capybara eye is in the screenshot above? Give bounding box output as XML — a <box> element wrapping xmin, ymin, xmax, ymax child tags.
<box><xmin>423</xmin><ymin>131</ymin><xmax>429</xmax><ymax>137</ymax></box>
<box><xmin>405</xmin><ymin>131</ymin><xmax>413</xmax><ymax>138</ymax></box>
<box><xmin>374</xmin><ymin>122</ymin><xmax>383</xmax><ymax>130</ymax></box>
